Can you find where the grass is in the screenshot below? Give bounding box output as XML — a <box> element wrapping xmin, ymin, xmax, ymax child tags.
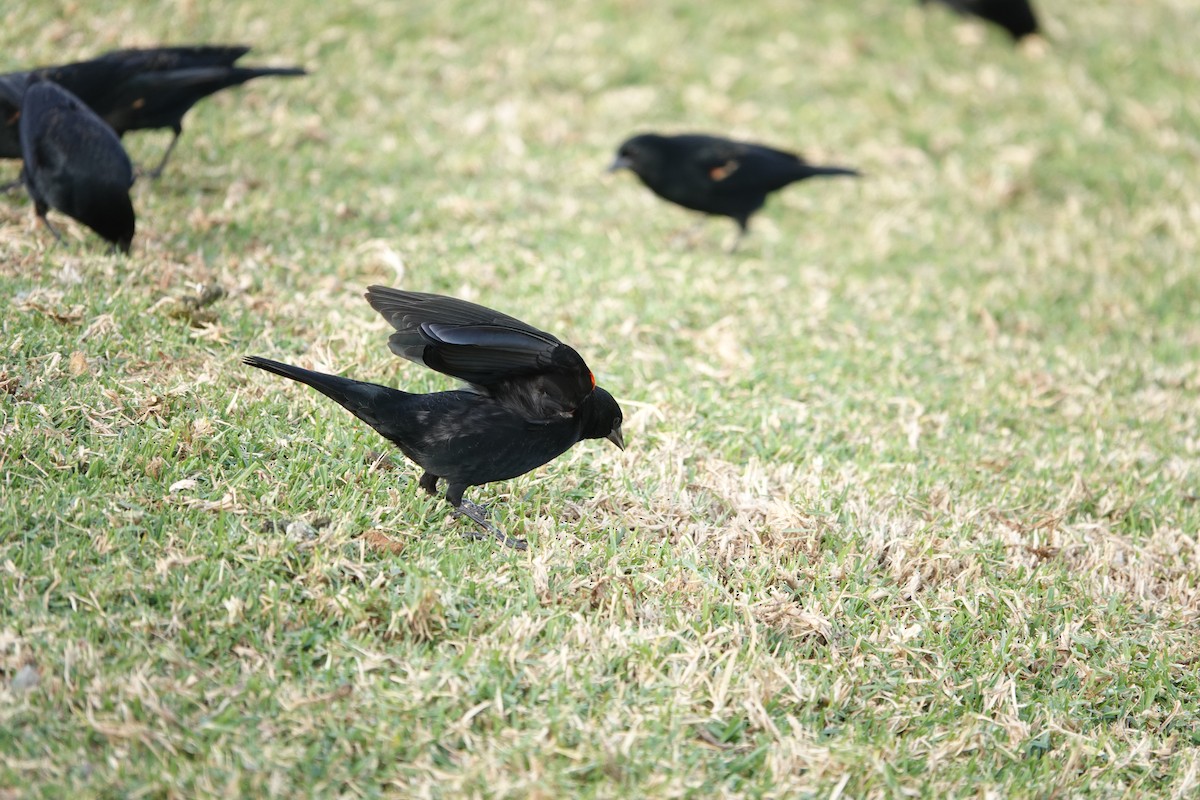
<box><xmin>2</xmin><ymin>0</ymin><xmax>1199</xmax><ymax>796</ymax></box>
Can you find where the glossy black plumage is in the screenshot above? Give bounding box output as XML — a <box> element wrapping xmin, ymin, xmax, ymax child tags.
<box><xmin>244</xmin><ymin>288</ymin><xmax>625</xmax><ymax>549</ymax></box>
<box><xmin>1</xmin><ymin>45</ymin><xmax>306</xmax><ymax>177</ymax></box>
<box><xmin>610</xmin><ymin>132</ymin><xmax>859</xmax><ymax>249</ymax></box>
<box><xmin>920</xmin><ymin>0</ymin><xmax>1040</xmax><ymax>42</ymax></box>
<box><xmin>19</xmin><ymin>78</ymin><xmax>135</xmax><ymax>252</ymax></box>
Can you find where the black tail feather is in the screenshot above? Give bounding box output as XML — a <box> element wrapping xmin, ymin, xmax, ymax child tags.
<box><xmin>803</xmin><ymin>165</ymin><xmax>861</xmax><ymax>179</ymax></box>
<box><xmin>242</xmin><ymin>356</ymin><xmax>400</xmax><ymax>423</ymax></box>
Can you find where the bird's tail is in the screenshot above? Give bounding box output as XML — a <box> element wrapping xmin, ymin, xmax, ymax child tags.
<box><xmin>243</xmin><ymin>356</ymin><xmax>410</xmax><ymax>437</ymax></box>
<box><xmin>802</xmin><ymin>165</ymin><xmax>861</xmax><ymax>179</ymax></box>
<box><xmin>229</xmin><ymin>65</ymin><xmax>308</xmax><ymax>81</ymax></box>
<box><xmin>139</xmin><ymin>65</ymin><xmax>307</xmax><ymax>97</ymax></box>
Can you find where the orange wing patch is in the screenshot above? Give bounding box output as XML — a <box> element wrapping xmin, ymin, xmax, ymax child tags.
<box><xmin>132</xmin><ymin>98</ymin><xmax>146</xmax><ymax>110</ymax></box>
<box><xmin>589</xmin><ymin>370</ymin><xmax>596</xmax><ymax>389</ymax></box>
<box><xmin>709</xmin><ymin>159</ymin><xmax>739</xmax><ymax>181</ymax></box>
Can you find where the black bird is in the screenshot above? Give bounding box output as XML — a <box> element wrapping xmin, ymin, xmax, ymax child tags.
<box><xmin>920</xmin><ymin>0</ymin><xmax>1040</xmax><ymax>42</ymax></box>
<box><xmin>244</xmin><ymin>287</ymin><xmax>625</xmax><ymax>550</ymax></box>
<box><xmin>1</xmin><ymin>45</ymin><xmax>306</xmax><ymax>177</ymax></box>
<box><xmin>610</xmin><ymin>133</ymin><xmax>859</xmax><ymax>250</ymax></box>
<box><xmin>19</xmin><ymin>77</ymin><xmax>135</xmax><ymax>252</ymax></box>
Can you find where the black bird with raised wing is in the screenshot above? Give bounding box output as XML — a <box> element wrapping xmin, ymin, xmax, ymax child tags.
<box><xmin>1</xmin><ymin>45</ymin><xmax>306</xmax><ymax>177</ymax></box>
<box><xmin>244</xmin><ymin>287</ymin><xmax>625</xmax><ymax>550</ymax></box>
<box><xmin>19</xmin><ymin>77</ymin><xmax>135</xmax><ymax>252</ymax></box>
<box><xmin>610</xmin><ymin>132</ymin><xmax>858</xmax><ymax>250</ymax></box>
<box><xmin>920</xmin><ymin>0</ymin><xmax>1040</xmax><ymax>42</ymax></box>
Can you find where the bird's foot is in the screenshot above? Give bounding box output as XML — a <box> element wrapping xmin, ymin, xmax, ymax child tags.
<box><xmin>138</xmin><ymin>134</ymin><xmax>179</xmax><ymax>182</ymax></box>
<box><xmin>725</xmin><ymin>230</ymin><xmax>746</xmax><ymax>255</ymax></box>
<box><xmin>453</xmin><ymin>499</ymin><xmax>490</xmax><ymax>520</ymax></box>
<box><xmin>39</xmin><ymin>216</ymin><xmax>65</xmax><ymax>246</ymax></box>
<box><xmin>668</xmin><ymin>221</ymin><xmax>707</xmax><ymax>250</ymax></box>
<box><xmin>453</xmin><ymin>500</ymin><xmax>528</xmax><ymax>550</ymax></box>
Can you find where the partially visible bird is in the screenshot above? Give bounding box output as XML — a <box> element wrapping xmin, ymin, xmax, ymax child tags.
<box><xmin>244</xmin><ymin>287</ymin><xmax>625</xmax><ymax>550</ymax></box>
<box><xmin>0</xmin><ymin>75</ymin><xmax>30</xmax><ymax>181</ymax></box>
<box><xmin>920</xmin><ymin>0</ymin><xmax>1040</xmax><ymax>42</ymax></box>
<box><xmin>610</xmin><ymin>132</ymin><xmax>859</xmax><ymax>251</ymax></box>
<box><xmin>1</xmin><ymin>45</ymin><xmax>306</xmax><ymax>177</ymax></box>
<box><xmin>19</xmin><ymin>77</ymin><xmax>135</xmax><ymax>252</ymax></box>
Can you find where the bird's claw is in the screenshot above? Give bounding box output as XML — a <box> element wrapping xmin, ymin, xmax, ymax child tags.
<box><xmin>453</xmin><ymin>499</ymin><xmax>490</xmax><ymax>520</ymax></box>
<box><xmin>39</xmin><ymin>216</ymin><xmax>66</xmax><ymax>246</ymax></box>
<box><xmin>453</xmin><ymin>500</ymin><xmax>528</xmax><ymax>550</ymax></box>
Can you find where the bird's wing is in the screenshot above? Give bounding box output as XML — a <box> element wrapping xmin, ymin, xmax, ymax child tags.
<box><xmin>367</xmin><ymin>285</ymin><xmax>547</xmax><ymax>334</ymax></box>
<box><xmin>688</xmin><ymin>139</ymin><xmax>808</xmax><ymax>194</ymax></box>
<box><xmin>96</xmin><ymin>64</ymin><xmax>305</xmax><ymax>134</ymax></box>
<box><xmin>18</xmin><ymin>83</ymin><xmax>70</xmax><ymax>176</ymax></box>
<box><xmin>421</xmin><ymin>322</ymin><xmax>595</xmax><ymax>405</ymax></box>
<box><xmin>366</xmin><ymin>286</ymin><xmax>597</xmax><ymax>415</ymax></box>
<box><xmin>0</xmin><ymin>75</ymin><xmax>26</xmax><ymax>156</ymax></box>
<box><xmin>0</xmin><ymin>73</ymin><xmax>25</xmax><ymax>111</ymax></box>
<box><xmin>419</xmin><ymin>323</ymin><xmax>563</xmax><ymax>379</ymax></box>
<box><xmin>96</xmin><ymin>46</ymin><xmax>253</xmax><ymax>72</ymax></box>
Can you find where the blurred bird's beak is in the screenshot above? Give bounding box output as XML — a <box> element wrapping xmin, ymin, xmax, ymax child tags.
<box><xmin>607</xmin><ymin>155</ymin><xmax>632</xmax><ymax>173</ymax></box>
<box><xmin>606</xmin><ymin>426</ymin><xmax>625</xmax><ymax>450</ymax></box>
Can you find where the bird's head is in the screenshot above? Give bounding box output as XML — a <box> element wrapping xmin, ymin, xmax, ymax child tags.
<box><xmin>80</xmin><ymin>187</ymin><xmax>136</xmax><ymax>254</ymax></box>
<box><xmin>608</xmin><ymin>133</ymin><xmax>665</xmax><ymax>181</ymax></box>
<box><xmin>581</xmin><ymin>385</ymin><xmax>625</xmax><ymax>450</ymax></box>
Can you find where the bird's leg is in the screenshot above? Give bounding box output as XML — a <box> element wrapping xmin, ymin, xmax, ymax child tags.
<box><xmin>726</xmin><ymin>221</ymin><xmax>748</xmax><ymax>254</ymax></box>
<box><xmin>669</xmin><ymin>219</ymin><xmax>707</xmax><ymax>249</ymax></box>
<box><xmin>418</xmin><ymin>471</ymin><xmax>439</xmax><ymax>496</ymax></box>
<box><xmin>36</xmin><ymin>207</ymin><xmax>65</xmax><ymax>246</ymax></box>
<box><xmin>142</xmin><ymin>126</ymin><xmax>182</xmax><ymax>180</ymax></box>
<box><xmin>445</xmin><ymin>485</ymin><xmax>527</xmax><ymax>550</ymax></box>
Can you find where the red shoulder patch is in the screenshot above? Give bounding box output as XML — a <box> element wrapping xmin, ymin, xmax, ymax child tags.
<box><xmin>589</xmin><ymin>370</ymin><xmax>596</xmax><ymax>389</ymax></box>
<box><xmin>709</xmin><ymin>159</ymin><xmax>739</xmax><ymax>181</ymax></box>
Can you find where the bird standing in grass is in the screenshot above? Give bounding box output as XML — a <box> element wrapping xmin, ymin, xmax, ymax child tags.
<box><xmin>920</xmin><ymin>0</ymin><xmax>1040</xmax><ymax>42</ymax></box>
<box><xmin>19</xmin><ymin>77</ymin><xmax>135</xmax><ymax>252</ymax></box>
<box><xmin>244</xmin><ymin>287</ymin><xmax>625</xmax><ymax>550</ymax></box>
<box><xmin>1</xmin><ymin>45</ymin><xmax>306</xmax><ymax>178</ymax></box>
<box><xmin>609</xmin><ymin>132</ymin><xmax>859</xmax><ymax>251</ymax></box>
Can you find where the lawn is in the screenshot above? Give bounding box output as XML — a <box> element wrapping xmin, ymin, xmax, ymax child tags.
<box><xmin>2</xmin><ymin>0</ymin><xmax>1199</xmax><ymax>797</ymax></box>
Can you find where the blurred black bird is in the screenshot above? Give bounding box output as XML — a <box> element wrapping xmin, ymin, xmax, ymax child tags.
<box><xmin>920</xmin><ymin>0</ymin><xmax>1040</xmax><ymax>42</ymax></box>
<box><xmin>244</xmin><ymin>287</ymin><xmax>625</xmax><ymax>550</ymax></box>
<box><xmin>1</xmin><ymin>45</ymin><xmax>306</xmax><ymax>178</ymax></box>
<box><xmin>610</xmin><ymin>133</ymin><xmax>859</xmax><ymax>250</ymax></box>
<box><xmin>19</xmin><ymin>77</ymin><xmax>135</xmax><ymax>252</ymax></box>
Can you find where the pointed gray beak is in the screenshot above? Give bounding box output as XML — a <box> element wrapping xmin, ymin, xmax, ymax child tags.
<box><xmin>608</xmin><ymin>155</ymin><xmax>632</xmax><ymax>173</ymax></box>
<box><xmin>606</xmin><ymin>426</ymin><xmax>625</xmax><ymax>450</ymax></box>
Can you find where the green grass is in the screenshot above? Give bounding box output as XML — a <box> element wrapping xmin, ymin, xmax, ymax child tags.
<box><xmin>2</xmin><ymin>0</ymin><xmax>1199</xmax><ymax>796</ymax></box>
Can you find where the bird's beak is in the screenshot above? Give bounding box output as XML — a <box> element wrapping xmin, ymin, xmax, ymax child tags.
<box><xmin>606</xmin><ymin>426</ymin><xmax>625</xmax><ymax>451</ymax></box>
<box><xmin>607</xmin><ymin>155</ymin><xmax>632</xmax><ymax>173</ymax></box>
